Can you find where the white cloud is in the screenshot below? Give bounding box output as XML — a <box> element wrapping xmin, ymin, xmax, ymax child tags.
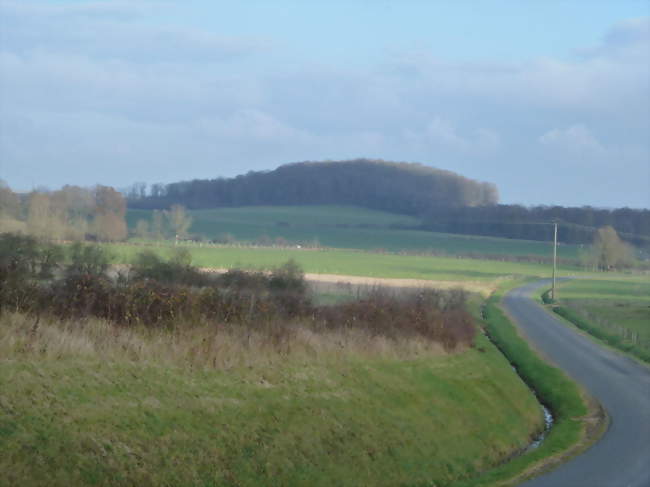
<box><xmin>0</xmin><ymin>4</ymin><xmax>647</xmax><ymax>207</ymax></box>
<box><xmin>539</xmin><ymin>124</ymin><xmax>606</xmax><ymax>158</ymax></box>
<box><xmin>0</xmin><ymin>1</ymin><xmax>265</xmax><ymax>63</ymax></box>
<box><xmin>402</xmin><ymin>119</ymin><xmax>501</xmax><ymax>156</ymax></box>
<box><xmin>578</xmin><ymin>17</ymin><xmax>650</xmax><ymax>61</ymax></box>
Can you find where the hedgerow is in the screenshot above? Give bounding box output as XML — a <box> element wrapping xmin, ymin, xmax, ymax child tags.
<box><xmin>0</xmin><ymin>233</ymin><xmax>476</xmax><ymax>350</ymax></box>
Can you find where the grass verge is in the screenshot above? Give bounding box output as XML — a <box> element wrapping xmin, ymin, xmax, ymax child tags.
<box><xmin>458</xmin><ymin>281</ymin><xmax>597</xmax><ymax>486</ymax></box>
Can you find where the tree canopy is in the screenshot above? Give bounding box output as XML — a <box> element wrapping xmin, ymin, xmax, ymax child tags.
<box><xmin>128</xmin><ymin>159</ymin><xmax>499</xmax><ymax>214</ymax></box>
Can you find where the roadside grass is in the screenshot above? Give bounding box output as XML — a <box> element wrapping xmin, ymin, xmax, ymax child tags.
<box><xmin>0</xmin><ymin>311</ymin><xmax>545</xmax><ymax>487</ymax></box>
<box><xmin>460</xmin><ymin>282</ymin><xmax>591</xmax><ymax>486</ymax></box>
<box><xmin>548</xmin><ymin>277</ymin><xmax>650</xmax><ymax>363</ymax></box>
<box><xmin>126</xmin><ymin>206</ymin><xmax>581</xmax><ymax>259</ymax></box>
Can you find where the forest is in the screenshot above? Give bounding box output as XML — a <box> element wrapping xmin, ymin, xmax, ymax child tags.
<box><xmin>0</xmin><ymin>183</ymin><xmax>128</xmax><ymax>242</ymax></box>
<box><xmin>128</xmin><ymin>159</ymin><xmax>499</xmax><ymax>213</ymax></box>
<box><xmin>422</xmin><ymin>204</ymin><xmax>650</xmax><ymax>247</ymax></box>
<box><xmin>127</xmin><ymin>159</ymin><xmax>650</xmax><ymax>246</ymax></box>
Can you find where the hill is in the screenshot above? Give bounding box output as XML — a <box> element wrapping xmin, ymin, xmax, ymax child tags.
<box><xmin>126</xmin><ymin>206</ymin><xmax>581</xmax><ymax>261</ymax></box>
<box><xmin>125</xmin><ymin>159</ymin><xmax>649</xmax><ymax>247</ymax></box>
<box><xmin>128</xmin><ymin>159</ymin><xmax>499</xmax><ymax>214</ymax></box>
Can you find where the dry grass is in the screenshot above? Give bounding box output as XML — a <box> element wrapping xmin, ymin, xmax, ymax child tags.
<box><xmin>0</xmin><ymin>312</ymin><xmax>447</xmax><ymax>371</ymax></box>
<box><xmin>198</xmin><ymin>266</ymin><xmax>499</xmax><ymax>296</ymax></box>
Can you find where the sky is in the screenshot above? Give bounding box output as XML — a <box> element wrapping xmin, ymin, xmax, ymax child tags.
<box><xmin>1</xmin><ymin>0</ymin><xmax>649</xmax><ymax>208</ymax></box>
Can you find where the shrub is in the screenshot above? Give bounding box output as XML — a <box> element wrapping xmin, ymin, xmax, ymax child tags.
<box><xmin>65</xmin><ymin>242</ymin><xmax>112</xmax><ymax>277</ymax></box>
<box><xmin>49</xmin><ymin>273</ymin><xmax>113</xmax><ymax>319</ymax></box>
<box><xmin>130</xmin><ymin>248</ymin><xmax>209</xmax><ymax>287</ymax></box>
<box><xmin>317</xmin><ymin>288</ymin><xmax>475</xmax><ymax>350</ymax></box>
<box><xmin>541</xmin><ymin>289</ymin><xmax>554</xmax><ymax>304</ymax></box>
<box><xmin>0</xmin><ymin>233</ymin><xmax>63</xmax><ymax>312</ymax></box>
<box><xmin>1</xmin><ymin>240</ymin><xmax>477</xmax><ymax>351</ymax></box>
<box><xmin>268</xmin><ymin>259</ymin><xmax>312</xmax><ymax>317</ymax></box>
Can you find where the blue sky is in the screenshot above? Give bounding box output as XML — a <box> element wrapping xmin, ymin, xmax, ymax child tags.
<box><xmin>1</xmin><ymin>0</ymin><xmax>649</xmax><ymax>207</ymax></box>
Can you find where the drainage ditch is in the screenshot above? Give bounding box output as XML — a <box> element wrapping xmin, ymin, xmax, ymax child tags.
<box><xmin>480</xmin><ymin>305</ymin><xmax>555</xmax><ymax>454</ymax></box>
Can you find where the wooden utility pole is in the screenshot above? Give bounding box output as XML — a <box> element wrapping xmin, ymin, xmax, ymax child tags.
<box><xmin>551</xmin><ymin>222</ymin><xmax>558</xmax><ymax>301</ymax></box>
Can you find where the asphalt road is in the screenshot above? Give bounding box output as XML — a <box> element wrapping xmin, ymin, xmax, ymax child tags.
<box><xmin>502</xmin><ymin>280</ymin><xmax>650</xmax><ymax>487</ymax></box>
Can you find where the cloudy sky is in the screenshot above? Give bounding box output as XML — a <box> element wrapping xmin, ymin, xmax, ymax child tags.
<box><xmin>1</xmin><ymin>0</ymin><xmax>648</xmax><ymax>208</ymax></box>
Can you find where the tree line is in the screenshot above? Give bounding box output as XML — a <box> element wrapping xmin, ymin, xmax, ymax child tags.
<box><xmin>0</xmin><ymin>182</ymin><xmax>128</xmax><ymax>241</ymax></box>
<box><xmin>127</xmin><ymin>159</ymin><xmax>499</xmax><ymax>213</ymax></box>
<box><xmin>127</xmin><ymin>159</ymin><xmax>649</xmax><ymax>247</ymax></box>
<box><xmin>0</xmin><ymin>233</ymin><xmax>475</xmax><ymax>351</ymax></box>
<box><xmin>421</xmin><ymin>204</ymin><xmax>650</xmax><ymax>247</ymax></box>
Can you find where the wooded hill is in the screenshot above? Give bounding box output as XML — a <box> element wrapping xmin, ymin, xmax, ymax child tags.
<box><xmin>128</xmin><ymin>159</ymin><xmax>499</xmax><ymax>214</ymax></box>
<box><xmin>127</xmin><ymin>159</ymin><xmax>650</xmax><ymax>247</ymax></box>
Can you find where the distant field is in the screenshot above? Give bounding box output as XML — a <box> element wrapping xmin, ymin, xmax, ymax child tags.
<box><xmin>108</xmin><ymin>243</ymin><xmax>561</xmax><ymax>285</ymax></box>
<box><xmin>557</xmin><ymin>277</ymin><xmax>650</xmax><ymax>353</ymax></box>
<box><xmin>126</xmin><ymin>206</ymin><xmax>581</xmax><ymax>259</ymax></box>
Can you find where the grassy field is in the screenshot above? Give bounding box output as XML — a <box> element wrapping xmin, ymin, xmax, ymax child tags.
<box><xmin>127</xmin><ymin>206</ymin><xmax>581</xmax><ymax>259</ymax></box>
<box><xmin>555</xmin><ymin>276</ymin><xmax>650</xmax><ymax>357</ymax></box>
<box><xmin>108</xmin><ymin>243</ymin><xmax>565</xmax><ymax>287</ymax></box>
<box><xmin>3</xmin><ymin>235</ymin><xmax>622</xmax><ymax>486</ymax></box>
<box><xmin>0</xmin><ymin>312</ymin><xmax>544</xmax><ymax>487</ymax></box>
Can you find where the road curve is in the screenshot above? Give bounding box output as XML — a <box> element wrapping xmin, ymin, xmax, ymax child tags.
<box><xmin>502</xmin><ymin>280</ymin><xmax>650</xmax><ymax>487</ymax></box>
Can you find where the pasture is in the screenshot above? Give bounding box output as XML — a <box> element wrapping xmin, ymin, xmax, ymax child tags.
<box><xmin>108</xmin><ymin>243</ymin><xmax>563</xmax><ymax>279</ymax></box>
<box><xmin>126</xmin><ymin>206</ymin><xmax>581</xmax><ymax>259</ymax></box>
<box><xmin>556</xmin><ymin>276</ymin><xmax>650</xmax><ymax>356</ymax></box>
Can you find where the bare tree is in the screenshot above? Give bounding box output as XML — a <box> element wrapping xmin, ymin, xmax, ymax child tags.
<box><xmin>591</xmin><ymin>226</ymin><xmax>634</xmax><ymax>270</ymax></box>
<box><xmin>151</xmin><ymin>210</ymin><xmax>165</xmax><ymax>240</ymax></box>
<box><xmin>26</xmin><ymin>192</ymin><xmax>57</xmax><ymax>238</ymax></box>
<box><xmin>93</xmin><ymin>185</ymin><xmax>127</xmax><ymax>241</ymax></box>
<box><xmin>166</xmin><ymin>204</ymin><xmax>192</xmax><ymax>240</ymax></box>
<box><xmin>134</xmin><ymin>219</ymin><xmax>150</xmax><ymax>239</ymax></box>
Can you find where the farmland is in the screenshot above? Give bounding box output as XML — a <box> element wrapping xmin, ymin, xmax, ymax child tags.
<box><xmin>126</xmin><ymin>206</ymin><xmax>582</xmax><ymax>259</ymax></box>
<box><xmin>107</xmin><ymin>242</ymin><xmax>574</xmax><ymax>286</ymax></box>
<box><xmin>1</xmin><ymin>227</ymin><xmax>637</xmax><ymax>486</ymax></box>
<box><xmin>555</xmin><ymin>276</ymin><xmax>650</xmax><ymax>359</ymax></box>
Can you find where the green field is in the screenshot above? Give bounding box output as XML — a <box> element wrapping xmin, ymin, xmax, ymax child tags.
<box><xmin>0</xmin><ymin>312</ymin><xmax>544</xmax><ymax>487</ymax></box>
<box><xmin>127</xmin><ymin>206</ymin><xmax>581</xmax><ymax>259</ymax></box>
<box><xmin>3</xmin><ymin>234</ymin><xmax>620</xmax><ymax>486</ymax></box>
<box><xmin>556</xmin><ymin>277</ymin><xmax>650</xmax><ymax>354</ymax></box>
<box><xmin>108</xmin><ymin>243</ymin><xmax>566</xmax><ymax>286</ymax></box>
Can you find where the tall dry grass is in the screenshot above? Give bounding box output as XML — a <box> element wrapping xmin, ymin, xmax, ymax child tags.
<box><xmin>0</xmin><ymin>312</ymin><xmax>446</xmax><ymax>370</ymax></box>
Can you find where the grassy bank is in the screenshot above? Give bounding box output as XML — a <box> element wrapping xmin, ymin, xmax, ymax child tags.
<box><xmin>0</xmin><ymin>311</ymin><xmax>544</xmax><ymax>487</ymax></box>
<box><xmin>462</xmin><ymin>284</ymin><xmax>590</xmax><ymax>486</ymax></box>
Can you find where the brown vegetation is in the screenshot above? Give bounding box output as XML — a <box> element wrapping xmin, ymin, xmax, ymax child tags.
<box><xmin>0</xmin><ymin>182</ymin><xmax>129</xmax><ymax>242</ymax></box>
<box><xmin>1</xmin><ymin>233</ymin><xmax>476</xmax><ymax>355</ymax></box>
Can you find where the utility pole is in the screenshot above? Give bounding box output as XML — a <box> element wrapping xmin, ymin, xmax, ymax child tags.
<box><xmin>551</xmin><ymin>222</ymin><xmax>558</xmax><ymax>301</ymax></box>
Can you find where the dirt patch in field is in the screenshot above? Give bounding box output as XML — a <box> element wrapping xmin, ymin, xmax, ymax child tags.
<box><xmin>198</xmin><ymin>267</ymin><xmax>496</xmax><ymax>295</ymax></box>
<box><xmin>304</xmin><ymin>273</ymin><xmax>495</xmax><ymax>295</ymax></box>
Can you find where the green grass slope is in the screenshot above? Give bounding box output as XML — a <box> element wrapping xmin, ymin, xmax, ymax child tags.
<box><xmin>127</xmin><ymin>206</ymin><xmax>581</xmax><ymax>259</ymax></box>
<box><xmin>0</xmin><ymin>318</ymin><xmax>543</xmax><ymax>487</ymax></box>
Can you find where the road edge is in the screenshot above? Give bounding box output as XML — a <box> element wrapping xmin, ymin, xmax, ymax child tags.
<box><xmin>459</xmin><ymin>279</ymin><xmax>607</xmax><ymax>487</ymax></box>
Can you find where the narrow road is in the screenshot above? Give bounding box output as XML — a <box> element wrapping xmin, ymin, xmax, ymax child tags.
<box><xmin>503</xmin><ymin>280</ymin><xmax>650</xmax><ymax>487</ymax></box>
